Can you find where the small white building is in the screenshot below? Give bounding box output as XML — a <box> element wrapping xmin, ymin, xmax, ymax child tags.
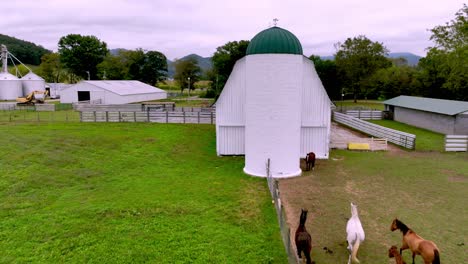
<box><xmin>216</xmin><ymin>26</ymin><xmax>332</xmax><ymax>178</ymax></box>
<box><xmin>60</xmin><ymin>80</ymin><xmax>167</xmax><ymax>104</ymax></box>
<box><xmin>46</xmin><ymin>83</ymin><xmax>72</xmax><ymax>99</ymax></box>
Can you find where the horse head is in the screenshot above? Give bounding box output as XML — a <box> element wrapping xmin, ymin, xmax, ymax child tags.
<box><xmin>390</xmin><ymin>218</ymin><xmax>399</xmax><ymax>231</ymax></box>
<box><xmin>388</xmin><ymin>245</ymin><xmax>398</xmax><ymax>257</ymax></box>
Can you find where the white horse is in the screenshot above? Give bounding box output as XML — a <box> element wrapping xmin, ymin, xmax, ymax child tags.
<box><xmin>346</xmin><ymin>202</ymin><xmax>365</xmax><ymax>264</ymax></box>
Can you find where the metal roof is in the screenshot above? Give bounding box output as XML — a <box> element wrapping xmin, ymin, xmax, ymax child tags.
<box><xmin>21</xmin><ymin>72</ymin><xmax>44</xmax><ymax>81</ymax></box>
<box><xmin>246</xmin><ymin>26</ymin><xmax>303</xmax><ymax>55</ymax></box>
<box><xmin>65</xmin><ymin>80</ymin><xmax>166</xmax><ymax>96</ymax></box>
<box><xmin>0</xmin><ymin>72</ymin><xmax>20</xmax><ymax>80</ymax></box>
<box><xmin>383</xmin><ymin>95</ymin><xmax>468</xmax><ymax>116</ymax></box>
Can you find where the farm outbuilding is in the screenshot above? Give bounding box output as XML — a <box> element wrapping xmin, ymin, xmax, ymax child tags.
<box><xmin>60</xmin><ymin>80</ymin><xmax>167</xmax><ymax>104</ymax></box>
<box><xmin>384</xmin><ymin>95</ymin><xmax>468</xmax><ymax>135</ymax></box>
<box><xmin>216</xmin><ymin>26</ymin><xmax>332</xmax><ymax>178</ymax></box>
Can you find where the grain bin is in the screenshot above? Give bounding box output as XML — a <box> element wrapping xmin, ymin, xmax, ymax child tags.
<box><xmin>0</xmin><ymin>72</ymin><xmax>22</xmax><ymax>100</ymax></box>
<box><xmin>22</xmin><ymin>72</ymin><xmax>45</xmax><ymax>95</ymax></box>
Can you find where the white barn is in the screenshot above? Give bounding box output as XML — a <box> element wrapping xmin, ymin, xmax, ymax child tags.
<box><xmin>60</xmin><ymin>80</ymin><xmax>167</xmax><ymax>104</ymax></box>
<box><xmin>216</xmin><ymin>26</ymin><xmax>332</xmax><ymax>178</ymax></box>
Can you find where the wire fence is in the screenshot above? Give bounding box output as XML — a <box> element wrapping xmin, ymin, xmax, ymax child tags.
<box><xmin>0</xmin><ymin>109</ymin><xmax>80</xmax><ymax>123</ymax></box>
<box><xmin>266</xmin><ymin>159</ymin><xmax>297</xmax><ymax>264</ymax></box>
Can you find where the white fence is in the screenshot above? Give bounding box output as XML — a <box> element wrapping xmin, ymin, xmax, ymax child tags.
<box><xmin>333</xmin><ymin>111</ymin><xmax>416</xmax><ymax>149</ymax></box>
<box><xmin>345</xmin><ymin>110</ymin><xmax>383</xmax><ymax>120</ymax></box>
<box><xmin>445</xmin><ymin>135</ymin><xmax>468</xmax><ymax>152</ymax></box>
<box><xmin>80</xmin><ymin>111</ymin><xmax>216</xmax><ymax>124</ymax></box>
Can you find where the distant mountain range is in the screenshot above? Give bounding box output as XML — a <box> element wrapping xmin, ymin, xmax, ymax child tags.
<box><xmin>108</xmin><ymin>49</ymin><xmax>422</xmax><ymax>77</ymax></box>
<box><xmin>320</xmin><ymin>52</ymin><xmax>421</xmax><ymax>66</ymax></box>
<box><xmin>167</xmin><ymin>54</ymin><xmax>212</xmax><ymax>77</ymax></box>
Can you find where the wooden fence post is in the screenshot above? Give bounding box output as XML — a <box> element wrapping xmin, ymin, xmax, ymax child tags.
<box><xmin>183</xmin><ymin>111</ymin><xmax>186</xmax><ymax>123</ymax></box>
<box><xmin>118</xmin><ymin>111</ymin><xmax>121</xmax><ymax>122</ymax></box>
<box><xmin>198</xmin><ymin>111</ymin><xmax>200</xmax><ymax>124</ymax></box>
<box><xmin>134</xmin><ymin>111</ymin><xmax>136</xmax><ymax>122</ymax></box>
<box><xmin>166</xmin><ymin>111</ymin><xmax>169</xmax><ymax>123</ymax></box>
<box><xmin>210</xmin><ymin>112</ymin><xmax>213</xmax><ymax>124</ymax></box>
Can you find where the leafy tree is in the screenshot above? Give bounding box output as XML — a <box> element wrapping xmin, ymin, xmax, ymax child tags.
<box><xmin>334</xmin><ymin>35</ymin><xmax>391</xmax><ymax>102</ymax></box>
<box><xmin>309</xmin><ymin>55</ymin><xmax>341</xmax><ymax>100</ymax></box>
<box><xmin>58</xmin><ymin>34</ymin><xmax>109</xmax><ymax>81</ymax></box>
<box><xmin>211</xmin><ymin>40</ymin><xmax>250</xmax><ymax>95</ymax></box>
<box><xmin>0</xmin><ymin>34</ymin><xmax>50</xmax><ymax>65</ymax></box>
<box><xmin>419</xmin><ymin>4</ymin><xmax>468</xmax><ymax>100</ymax></box>
<box><xmin>365</xmin><ymin>66</ymin><xmax>420</xmax><ymax>100</ymax></box>
<box><xmin>97</xmin><ymin>53</ymin><xmax>127</xmax><ymax>80</ymax></box>
<box><xmin>37</xmin><ymin>53</ymin><xmax>64</xmax><ymax>83</ymax></box>
<box><xmin>97</xmin><ymin>49</ymin><xmax>168</xmax><ymax>85</ymax></box>
<box><xmin>174</xmin><ymin>58</ymin><xmax>201</xmax><ymax>94</ymax></box>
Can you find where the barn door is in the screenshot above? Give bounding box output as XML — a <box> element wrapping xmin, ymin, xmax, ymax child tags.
<box><xmin>78</xmin><ymin>91</ymin><xmax>90</xmax><ymax>101</ymax></box>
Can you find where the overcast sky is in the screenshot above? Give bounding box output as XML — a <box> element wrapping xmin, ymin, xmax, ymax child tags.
<box><xmin>2</xmin><ymin>0</ymin><xmax>465</xmax><ymax>60</ymax></box>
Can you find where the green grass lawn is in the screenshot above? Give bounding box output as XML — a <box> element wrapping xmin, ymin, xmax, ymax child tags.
<box><xmin>0</xmin><ymin>123</ymin><xmax>286</xmax><ymax>263</ymax></box>
<box><xmin>281</xmin><ymin>149</ymin><xmax>468</xmax><ymax>264</ymax></box>
<box><xmin>370</xmin><ymin>120</ymin><xmax>446</xmax><ymax>151</ymax></box>
<box><xmin>333</xmin><ymin>100</ymin><xmax>385</xmax><ymax>111</ymax></box>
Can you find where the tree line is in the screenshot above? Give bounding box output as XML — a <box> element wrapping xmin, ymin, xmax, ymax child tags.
<box><xmin>0</xmin><ymin>34</ymin><xmax>50</xmax><ymax>65</ymax></box>
<box><xmin>208</xmin><ymin>4</ymin><xmax>467</xmax><ymax>101</ymax></box>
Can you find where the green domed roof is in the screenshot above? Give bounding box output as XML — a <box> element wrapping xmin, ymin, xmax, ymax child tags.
<box><xmin>246</xmin><ymin>26</ymin><xmax>303</xmax><ymax>55</ymax></box>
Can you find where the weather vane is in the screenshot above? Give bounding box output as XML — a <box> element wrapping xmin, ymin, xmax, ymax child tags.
<box><xmin>273</xmin><ymin>18</ymin><xmax>279</xmax><ymax>26</ymax></box>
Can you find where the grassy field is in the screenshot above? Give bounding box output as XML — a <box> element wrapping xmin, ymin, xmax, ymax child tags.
<box><xmin>281</xmin><ymin>149</ymin><xmax>467</xmax><ymax>264</ymax></box>
<box><xmin>333</xmin><ymin>100</ymin><xmax>385</xmax><ymax>111</ymax></box>
<box><xmin>370</xmin><ymin>120</ymin><xmax>446</xmax><ymax>151</ymax></box>
<box><xmin>0</xmin><ymin>123</ymin><xmax>286</xmax><ymax>263</ymax></box>
<box><xmin>0</xmin><ymin>110</ymin><xmax>80</xmax><ymax>123</ymax></box>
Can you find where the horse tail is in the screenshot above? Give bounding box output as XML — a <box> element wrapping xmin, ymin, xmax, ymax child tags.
<box><xmin>433</xmin><ymin>249</ymin><xmax>440</xmax><ymax>264</ymax></box>
<box><xmin>351</xmin><ymin>239</ymin><xmax>360</xmax><ymax>263</ymax></box>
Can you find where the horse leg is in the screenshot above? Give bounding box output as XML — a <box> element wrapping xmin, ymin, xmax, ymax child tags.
<box><xmin>411</xmin><ymin>252</ymin><xmax>415</xmax><ymax>264</ymax></box>
<box><xmin>304</xmin><ymin>251</ymin><xmax>312</xmax><ymax>264</ymax></box>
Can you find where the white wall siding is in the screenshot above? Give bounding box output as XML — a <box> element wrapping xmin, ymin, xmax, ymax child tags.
<box><xmin>300</xmin><ymin>57</ymin><xmax>331</xmax><ymax>159</ymax></box>
<box><xmin>217</xmin><ymin>126</ymin><xmax>245</xmax><ymax>155</ymax></box>
<box><xmin>244</xmin><ymin>54</ymin><xmax>303</xmax><ymax>178</ymax></box>
<box><xmin>216</xmin><ymin>58</ymin><xmax>246</xmax><ymax>125</ymax></box>
<box><xmin>301</xmin><ymin>127</ymin><xmax>329</xmax><ymax>159</ymax></box>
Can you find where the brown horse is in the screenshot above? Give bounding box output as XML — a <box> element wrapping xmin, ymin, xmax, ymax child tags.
<box><xmin>295</xmin><ymin>209</ymin><xmax>312</xmax><ymax>264</ymax></box>
<box><xmin>305</xmin><ymin>152</ymin><xmax>316</xmax><ymax>171</ymax></box>
<box><xmin>390</xmin><ymin>218</ymin><xmax>440</xmax><ymax>264</ymax></box>
<box><xmin>389</xmin><ymin>245</ymin><xmax>407</xmax><ymax>264</ymax></box>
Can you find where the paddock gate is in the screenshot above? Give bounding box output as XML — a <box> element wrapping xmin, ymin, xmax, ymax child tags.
<box><xmin>445</xmin><ymin>135</ymin><xmax>468</xmax><ymax>152</ymax></box>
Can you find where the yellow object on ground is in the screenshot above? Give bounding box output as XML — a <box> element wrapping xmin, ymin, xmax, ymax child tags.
<box><xmin>348</xmin><ymin>142</ymin><xmax>370</xmax><ymax>150</ymax></box>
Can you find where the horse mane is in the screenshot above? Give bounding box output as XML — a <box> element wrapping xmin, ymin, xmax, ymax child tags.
<box><xmin>299</xmin><ymin>209</ymin><xmax>308</xmax><ymax>226</ymax></box>
<box><xmin>395</xmin><ymin>219</ymin><xmax>410</xmax><ymax>235</ymax></box>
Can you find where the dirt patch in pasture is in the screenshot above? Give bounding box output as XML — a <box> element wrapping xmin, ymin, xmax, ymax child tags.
<box><xmin>442</xmin><ymin>169</ymin><xmax>468</xmax><ymax>182</ymax></box>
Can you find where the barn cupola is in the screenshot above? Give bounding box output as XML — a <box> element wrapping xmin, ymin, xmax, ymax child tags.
<box><xmin>246</xmin><ymin>26</ymin><xmax>303</xmax><ymax>55</ymax></box>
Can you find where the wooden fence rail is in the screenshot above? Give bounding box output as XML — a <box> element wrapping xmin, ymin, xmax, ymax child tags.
<box><xmin>345</xmin><ymin>110</ymin><xmax>383</xmax><ymax>120</ymax></box>
<box><xmin>266</xmin><ymin>159</ymin><xmax>296</xmax><ymax>264</ymax></box>
<box><xmin>333</xmin><ymin>111</ymin><xmax>416</xmax><ymax>149</ymax></box>
<box><xmin>80</xmin><ymin>111</ymin><xmax>216</xmax><ymax>124</ymax></box>
<box><xmin>445</xmin><ymin>135</ymin><xmax>468</xmax><ymax>152</ymax></box>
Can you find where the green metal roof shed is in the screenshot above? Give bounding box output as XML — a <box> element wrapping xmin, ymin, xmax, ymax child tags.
<box><xmin>383</xmin><ymin>95</ymin><xmax>468</xmax><ymax>116</ymax></box>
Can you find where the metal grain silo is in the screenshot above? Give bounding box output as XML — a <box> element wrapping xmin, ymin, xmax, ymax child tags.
<box><xmin>0</xmin><ymin>72</ymin><xmax>22</xmax><ymax>100</ymax></box>
<box><xmin>0</xmin><ymin>45</ymin><xmax>22</xmax><ymax>99</ymax></box>
<box><xmin>22</xmin><ymin>72</ymin><xmax>45</xmax><ymax>95</ymax></box>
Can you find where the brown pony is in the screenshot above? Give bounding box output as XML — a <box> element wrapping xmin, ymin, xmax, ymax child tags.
<box><xmin>295</xmin><ymin>209</ymin><xmax>312</xmax><ymax>264</ymax></box>
<box><xmin>390</xmin><ymin>218</ymin><xmax>440</xmax><ymax>264</ymax></box>
<box><xmin>389</xmin><ymin>245</ymin><xmax>407</xmax><ymax>264</ymax></box>
<box><xmin>305</xmin><ymin>152</ymin><xmax>316</xmax><ymax>171</ymax></box>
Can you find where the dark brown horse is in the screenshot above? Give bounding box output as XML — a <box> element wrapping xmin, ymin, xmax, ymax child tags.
<box><xmin>295</xmin><ymin>209</ymin><xmax>312</xmax><ymax>264</ymax></box>
<box><xmin>389</xmin><ymin>245</ymin><xmax>407</xmax><ymax>264</ymax></box>
<box><xmin>305</xmin><ymin>152</ymin><xmax>316</xmax><ymax>171</ymax></box>
<box><xmin>390</xmin><ymin>218</ymin><xmax>440</xmax><ymax>264</ymax></box>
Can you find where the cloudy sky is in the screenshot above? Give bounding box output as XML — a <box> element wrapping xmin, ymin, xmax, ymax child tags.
<box><xmin>2</xmin><ymin>0</ymin><xmax>465</xmax><ymax>60</ymax></box>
